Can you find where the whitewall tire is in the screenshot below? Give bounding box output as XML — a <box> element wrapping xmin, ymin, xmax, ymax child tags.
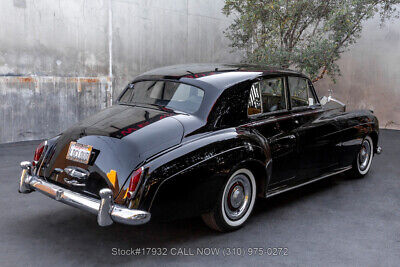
<box><xmin>202</xmin><ymin>168</ymin><xmax>256</xmax><ymax>232</ymax></box>
<box><xmin>351</xmin><ymin>136</ymin><xmax>374</xmax><ymax>178</ymax></box>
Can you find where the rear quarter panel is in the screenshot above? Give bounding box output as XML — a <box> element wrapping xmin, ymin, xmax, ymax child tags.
<box><xmin>134</xmin><ymin>128</ymin><xmax>270</xmax><ymax>221</ymax></box>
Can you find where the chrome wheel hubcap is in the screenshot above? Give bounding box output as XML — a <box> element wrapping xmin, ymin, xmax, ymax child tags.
<box><xmin>230</xmin><ymin>185</ymin><xmax>245</xmax><ymax>209</ymax></box>
<box><xmin>224</xmin><ymin>174</ymin><xmax>252</xmax><ymax>221</ymax></box>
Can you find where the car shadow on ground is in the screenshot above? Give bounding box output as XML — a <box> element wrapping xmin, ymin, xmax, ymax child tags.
<box><xmin>8</xmin><ymin>172</ymin><xmax>354</xmax><ymax>264</ymax></box>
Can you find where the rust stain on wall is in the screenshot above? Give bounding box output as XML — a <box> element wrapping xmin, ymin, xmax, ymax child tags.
<box><xmin>67</xmin><ymin>77</ymin><xmax>79</xmax><ymax>83</ymax></box>
<box><xmin>2</xmin><ymin>76</ymin><xmax>106</xmax><ymax>90</ymax></box>
<box><xmin>81</xmin><ymin>78</ymin><xmax>99</xmax><ymax>83</ymax></box>
<box><xmin>17</xmin><ymin>77</ymin><xmax>34</xmax><ymax>83</ymax></box>
<box><xmin>0</xmin><ymin>75</ymin><xmax>110</xmax><ymax>143</ymax></box>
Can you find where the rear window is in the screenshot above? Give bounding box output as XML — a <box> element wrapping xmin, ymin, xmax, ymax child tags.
<box><xmin>119</xmin><ymin>81</ymin><xmax>205</xmax><ymax>114</ymax></box>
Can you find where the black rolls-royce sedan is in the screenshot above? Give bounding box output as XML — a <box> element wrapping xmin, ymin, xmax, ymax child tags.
<box><xmin>19</xmin><ymin>64</ymin><xmax>381</xmax><ymax>232</ymax></box>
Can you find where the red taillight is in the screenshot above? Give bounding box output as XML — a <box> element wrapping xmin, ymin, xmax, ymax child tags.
<box><xmin>126</xmin><ymin>167</ymin><xmax>144</xmax><ymax>199</ymax></box>
<box><xmin>33</xmin><ymin>141</ymin><xmax>47</xmax><ymax>166</ymax></box>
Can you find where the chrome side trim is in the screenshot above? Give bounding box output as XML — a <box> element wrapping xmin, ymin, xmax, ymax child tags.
<box><xmin>266</xmin><ymin>166</ymin><xmax>352</xmax><ymax>198</ymax></box>
<box><xmin>18</xmin><ymin>162</ymin><xmax>151</xmax><ymax>227</ymax></box>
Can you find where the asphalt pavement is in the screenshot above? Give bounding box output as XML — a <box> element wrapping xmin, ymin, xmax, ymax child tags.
<box><xmin>0</xmin><ymin>130</ymin><xmax>399</xmax><ymax>266</ymax></box>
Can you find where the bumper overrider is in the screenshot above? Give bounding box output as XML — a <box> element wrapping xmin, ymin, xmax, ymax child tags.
<box><xmin>18</xmin><ymin>161</ymin><xmax>151</xmax><ymax>227</ymax></box>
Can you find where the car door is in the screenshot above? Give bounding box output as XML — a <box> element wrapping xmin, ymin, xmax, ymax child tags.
<box><xmin>287</xmin><ymin>76</ymin><xmax>341</xmax><ymax>180</ymax></box>
<box><xmin>247</xmin><ymin>76</ymin><xmax>298</xmax><ymax>188</ymax></box>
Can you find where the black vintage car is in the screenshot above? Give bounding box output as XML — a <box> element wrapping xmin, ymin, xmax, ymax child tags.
<box><xmin>19</xmin><ymin>64</ymin><xmax>381</xmax><ymax>232</ymax></box>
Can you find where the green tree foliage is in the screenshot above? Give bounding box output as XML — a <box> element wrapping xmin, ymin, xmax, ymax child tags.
<box><xmin>223</xmin><ymin>0</ymin><xmax>400</xmax><ymax>82</ymax></box>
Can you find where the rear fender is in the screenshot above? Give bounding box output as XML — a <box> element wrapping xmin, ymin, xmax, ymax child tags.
<box><xmin>130</xmin><ymin>128</ymin><xmax>271</xmax><ymax>220</ymax></box>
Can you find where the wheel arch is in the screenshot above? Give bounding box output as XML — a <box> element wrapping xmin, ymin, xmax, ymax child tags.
<box><xmin>369</xmin><ymin>130</ymin><xmax>379</xmax><ymax>152</ymax></box>
<box><xmin>233</xmin><ymin>158</ymin><xmax>271</xmax><ymax>198</ymax></box>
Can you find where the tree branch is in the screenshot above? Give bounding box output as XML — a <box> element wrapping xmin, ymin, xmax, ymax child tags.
<box><xmin>312</xmin><ymin>66</ymin><xmax>327</xmax><ymax>83</ymax></box>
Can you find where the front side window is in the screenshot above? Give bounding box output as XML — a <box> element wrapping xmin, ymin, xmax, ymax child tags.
<box><xmin>248</xmin><ymin>77</ymin><xmax>286</xmax><ymax>116</ymax></box>
<box><xmin>119</xmin><ymin>81</ymin><xmax>204</xmax><ymax>114</ymax></box>
<box><xmin>288</xmin><ymin>77</ymin><xmax>317</xmax><ymax>108</ymax></box>
<box><xmin>260</xmin><ymin>77</ymin><xmax>286</xmax><ymax>112</ymax></box>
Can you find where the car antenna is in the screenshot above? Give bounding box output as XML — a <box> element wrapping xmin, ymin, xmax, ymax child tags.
<box><xmin>186</xmin><ymin>70</ymin><xmax>194</xmax><ymax>75</ymax></box>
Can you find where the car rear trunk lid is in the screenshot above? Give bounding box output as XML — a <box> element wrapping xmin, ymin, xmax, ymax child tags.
<box><xmin>38</xmin><ymin>105</ymin><xmax>184</xmax><ymax>203</ymax></box>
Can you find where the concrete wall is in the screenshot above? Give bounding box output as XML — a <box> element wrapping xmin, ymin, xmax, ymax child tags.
<box><xmin>1</xmin><ymin>1</ymin><xmax>399</xmax><ymax>143</ymax></box>
<box><xmin>314</xmin><ymin>15</ymin><xmax>400</xmax><ymax>130</ymax></box>
<box><xmin>0</xmin><ymin>0</ymin><xmax>240</xmax><ymax>143</ymax></box>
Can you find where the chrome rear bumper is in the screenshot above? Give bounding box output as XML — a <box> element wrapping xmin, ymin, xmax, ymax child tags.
<box><xmin>18</xmin><ymin>161</ymin><xmax>151</xmax><ymax>227</ymax></box>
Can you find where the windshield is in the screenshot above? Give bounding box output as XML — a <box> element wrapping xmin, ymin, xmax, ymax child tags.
<box><xmin>119</xmin><ymin>81</ymin><xmax>205</xmax><ymax>114</ymax></box>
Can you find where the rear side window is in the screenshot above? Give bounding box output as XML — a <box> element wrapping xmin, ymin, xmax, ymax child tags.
<box><xmin>248</xmin><ymin>77</ymin><xmax>286</xmax><ymax>116</ymax></box>
<box><xmin>248</xmin><ymin>82</ymin><xmax>262</xmax><ymax>115</ymax></box>
<box><xmin>288</xmin><ymin>77</ymin><xmax>316</xmax><ymax>108</ymax></box>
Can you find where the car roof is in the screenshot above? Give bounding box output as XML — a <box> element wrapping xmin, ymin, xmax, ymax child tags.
<box><xmin>133</xmin><ymin>63</ymin><xmax>308</xmax><ymax>90</ymax></box>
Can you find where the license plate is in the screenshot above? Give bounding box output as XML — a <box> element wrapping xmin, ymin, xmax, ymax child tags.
<box><xmin>66</xmin><ymin>142</ymin><xmax>92</xmax><ymax>164</ymax></box>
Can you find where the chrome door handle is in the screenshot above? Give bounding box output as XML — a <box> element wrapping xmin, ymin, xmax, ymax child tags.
<box><xmin>294</xmin><ymin>120</ymin><xmax>299</xmax><ymax>124</ymax></box>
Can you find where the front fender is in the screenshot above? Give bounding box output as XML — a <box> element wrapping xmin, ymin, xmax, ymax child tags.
<box><xmin>338</xmin><ymin>110</ymin><xmax>379</xmax><ymax>166</ymax></box>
